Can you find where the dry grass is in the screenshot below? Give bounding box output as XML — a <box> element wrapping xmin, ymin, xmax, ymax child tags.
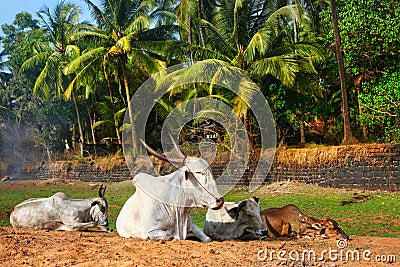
<box><xmin>93</xmin><ymin>154</ymin><xmax>126</xmax><ymax>171</ymax></box>
<box><xmin>273</xmin><ymin>143</ymin><xmax>393</xmax><ymax>168</ymax></box>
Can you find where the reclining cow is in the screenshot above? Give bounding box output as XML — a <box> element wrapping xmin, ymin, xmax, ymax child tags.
<box><xmin>116</xmin><ymin>138</ymin><xmax>224</xmax><ymax>241</ymax></box>
<box><xmin>10</xmin><ymin>185</ymin><xmax>109</xmax><ymax>231</ymax></box>
<box><xmin>203</xmin><ymin>197</ymin><xmax>268</xmax><ymax>240</ymax></box>
<box><xmin>260</xmin><ymin>204</ymin><xmax>349</xmax><ymax>240</ymax></box>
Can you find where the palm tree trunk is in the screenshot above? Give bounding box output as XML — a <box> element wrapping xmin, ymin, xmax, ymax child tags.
<box><xmin>73</xmin><ymin>93</ymin><xmax>85</xmax><ymax>156</ymax></box>
<box><xmin>299</xmin><ymin>121</ymin><xmax>306</xmax><ymax>144</ymax></box>
<box><xmin>355</xmin><ymin>76</ymin><xmax>368</xmax><ymax>141</ymax></box>
<box><xmin>121</xmin><ymin>56</ymin><xmax>138</xmax><ymax>154</ymax></box>
<box><xmin>188</xmin><ymin>14</ymin><xmax>194</xmax><ymax>64</ymax></box>
<box><xmin>293</xmin><ymin>18</ymin><xmax>305</xmax><ymax>145</ymax></box>
<box><xmin>330</xmin><ymin>0</ymin><xmax>356</xmax><ymax>145</ymax></box>
<box><xmin>115</xmin><ymin>126</ymin><xmax>122</xmax><ymax>145</ymax></box>
<box><xmin>197</xmin><ymin>0</ymin><xmax>205</xmax><ymax>47</ymax></box>
<box><xmin>86</xmin><ymin>99</ymin><xmax>96</xmax><ymax>144</ymax></box>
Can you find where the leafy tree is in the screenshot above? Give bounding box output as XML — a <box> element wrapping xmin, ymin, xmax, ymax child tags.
<box><xmin>93</xmin><ymin>97</ymin><xmax>126</xmax><ymax>144</ymax></box>
<box><xmin>64</xmin><ymin>0</ymin><xmax>174</xmax><ymax>153</ymax></box>
<box><xmin>338</xmin><ymin>0</ymin><xmax>400</xmax><ymax>77</ymax></box>
<box><xmin>167</xmin><ymin>0</ymin><xmax>324</xmax><ymax>147</ymax></box>
<box><xmin>29</xmin><ymin>99</ymin><xmax>75</xmax><ymax>160</ymax></box>
<box><xmin>20</xmin><ymin>1</ymin><xmax>87</xmax><ymax>146</ymax></box>
<box><xmin>359</xmin><ymin>71</ymin><xmax>400</xmax><ymax>143</ymax></box>
<box><xmin>0</xmin><ymin>50</ymin><xmax>11</xmax><ymax>88</ymax></box>
<box><xmin>329</xmin><ymin>0</ymin><xmax>356</xmax><ymax>145</ymax></box>
<box><xmin>0</xmin><ymin>12</ymin><xmax>40</xmax><ymax>70</ymax></box>
<box><xmin>340</xmin><ymin>0</ymin><xmax>399</xmax><ymax>142</ymax></box>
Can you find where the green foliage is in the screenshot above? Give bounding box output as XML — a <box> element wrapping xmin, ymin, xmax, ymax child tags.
<box><xmin>359</xmin><ymin>70</ymin><xmax>400</xmax><ymax>143</ymax></box>
<box><xmin>30</xmin><ymin>99</ymin><xmax>75</xmax><ymax>155</ymax></box>
<box><xmin>337</xmin><ymin>0</ymin><xmax>400</xmax><ymax>76</ymax></box>
<box><xmin>1</xmin><ymin>0</ymin><xmax>400</xmax><ymax>152</ymax></box>
<box><xmin>0</xmin><ymin>12</ymin><xmax>41</xmax><ymax>71</ymax></box>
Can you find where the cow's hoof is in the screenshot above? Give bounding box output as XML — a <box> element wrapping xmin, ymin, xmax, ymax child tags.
<box><xmin>203</xmin><ymin>237</ymin><xmax>212</xmax><ymax>242</ymax></box>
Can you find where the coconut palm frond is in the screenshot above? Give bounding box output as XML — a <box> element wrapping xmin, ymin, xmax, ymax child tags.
<box><xmin>20</xmin><ymin>51</ymin><xmax>51</xmax><ymax>73</ymax></box>
<box><xmin>250</xmin><ymin>56</ymin><xmax>298</xmax><ymax>87</ymax></box>
<box><xmin>126</xmin><ymin>14</ymin><xmax>151</xmax><ymax>34</ymax></box>
<box><xmin>64</xmin><ymin>47</ymin><xmax>105</xmax><ymax>75</ymax></box>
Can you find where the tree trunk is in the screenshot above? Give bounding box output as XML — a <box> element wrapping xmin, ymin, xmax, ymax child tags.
<box><xmin>115</xmin><ymin>126</ymin><xmax>122</xmax><ymax>145</ymax></box>
<box><xmin>293</xmin><ymin>18</ymin><xmax>305</xmax><ymax>145</ymax></box>
<box><xmin>197</xmin><ymin>0</ymin><xmax>205</xmax><ymax>47</ymax></box>
<box><xmin>86</xmin><ymin>99</ymin><xmax>96</xmax><ymax>144</ymax></box>
<box><xmin>330</xmin><ymin>0</ymin><xmax>356</xmax><ymax>145</ymax></box>
<box><xmin>355</xmin><ymin>83</ymin><xmax>368</xmax><ymax>141</ymax></box>
<box><xmin>73</xmin><ymin>94</ymin><xmax>85</xmax><ymax>153</ymax></box>
<box><xmin>299</xmin><ymin>121</ymin><xmax>306</xmax><ymax>144</ymax></box>
<box><xmin>121</xmin><ymin>56</ymin><xmax>138</xmax><ymax>154</ymax></box>
<box><xmin>188</xmin><ymin>13</ymin><xmax>194</xmax><ymax>64</ymax></box>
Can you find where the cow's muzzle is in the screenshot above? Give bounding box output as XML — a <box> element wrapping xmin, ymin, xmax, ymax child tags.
<box><xmin>99</xmin><ymin>221</ymin><xmax>109</xmax><ymax>227</ymax></box>
<box><xmin>212</xmin><ymin>197</ymin><xmax>224</xmax><ymax>210</ymax></box>
<box><xmin>257</xmin><ymin>229</ymin><xmax>268</xmax><ymax>236</ymax></box>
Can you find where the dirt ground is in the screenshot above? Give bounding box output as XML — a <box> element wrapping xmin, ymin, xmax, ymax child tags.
<box><xmin>0</xmin><ymin>227</ymin><xmax>399</xmax><ymax>267</ymax></box>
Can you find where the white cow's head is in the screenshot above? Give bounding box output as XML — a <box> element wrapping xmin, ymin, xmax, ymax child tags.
<box><xmin>140</xmin><ymin>137</ymin><xmax>224</xmax><ymax>210</ymax></box>
<box><xmin>89</xmin><ymin>184</ymin><xmax>109</xmax><ymax>227</ymax></box>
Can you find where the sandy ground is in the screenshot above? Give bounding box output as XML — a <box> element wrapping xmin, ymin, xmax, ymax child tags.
<box><xmin>0</xmin><ymin>227</ymin><xmax>399</xmax><ymax>267</ymax></box>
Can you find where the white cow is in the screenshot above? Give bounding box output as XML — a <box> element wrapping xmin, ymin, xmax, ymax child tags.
<box><xmin>116</xmin><ymin>139</ymin><xmax>224</xmax><ymax>241</ymax></box>
<box><xmin>10</xmin><ymin>185</ymin><xmax>109</xmax><ymax>231</ymax></box>
<box><xmin>204</xmin><ymin>197</ymin><xmax>268</xmax><ymax>240</ymax></box>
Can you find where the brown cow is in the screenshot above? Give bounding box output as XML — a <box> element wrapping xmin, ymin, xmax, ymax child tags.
<box><xmin>261</xmin><ymin>204</ymin><xmax>349</xmax><ymax>240</ymax></box>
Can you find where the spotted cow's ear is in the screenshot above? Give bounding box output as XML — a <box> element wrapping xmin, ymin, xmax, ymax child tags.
<box><xmin>91</xmin><ymin>200</ymin><xmax>99</xmax><ymax>207</ymax></box>
<box><xmin>311</xmin><ymin>223</ymin><xmax>323</xmax><ymax>230</ymax></box>
<box><xmin>227</xmin><ymin>207</ymin><xmax>239</xmax><ymax>219</ymax></box>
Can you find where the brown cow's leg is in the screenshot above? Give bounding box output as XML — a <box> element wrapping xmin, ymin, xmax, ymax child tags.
<box><xmin>281</xmin><ymin>222</ymin><xmax>290</xmax><ymax>236</ymax></box>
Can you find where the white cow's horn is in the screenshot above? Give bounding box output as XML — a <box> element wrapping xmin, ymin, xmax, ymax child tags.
<box><xmin>140</xmin><ymin>139</ymin><xmax>185</xmax><ymax>166</ymax></box>
<box><xmin>168</xmin><ymin>132</ymin><xmax>185</xmax><ymax>159</ymax></box>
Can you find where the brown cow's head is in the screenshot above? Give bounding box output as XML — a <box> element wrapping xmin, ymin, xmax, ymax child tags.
<box><xmin>321</xmin><ymin>218</ymin><xmax>349</xmax><ymax>240</ymax></box>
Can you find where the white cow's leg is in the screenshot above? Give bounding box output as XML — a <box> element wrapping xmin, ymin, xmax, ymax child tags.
<box><xmin>57</xmin><ymin>222</ymin><xmax>109</xmax><ymax>232</ymax></box>
<box><xmin>147</xmin><ymin>230</ymin><xmax>174</xmax><ymax>241</ymax></box>
<box><xmin>188</xmin><ymin>217</ymin><xmax>212</xmax><ymax>242</ymax></box>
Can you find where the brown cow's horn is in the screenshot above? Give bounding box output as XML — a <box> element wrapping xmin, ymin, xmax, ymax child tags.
<box><xmin>140</xmin><ymin>139</ymin><xmax>185</xmax><ymax>165</ymax></box>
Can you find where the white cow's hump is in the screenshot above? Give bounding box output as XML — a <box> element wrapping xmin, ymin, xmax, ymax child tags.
<box><xmin>206</xmin><ymin>202</ymin><xmax>237</xmax><ymax>223</ymax></box>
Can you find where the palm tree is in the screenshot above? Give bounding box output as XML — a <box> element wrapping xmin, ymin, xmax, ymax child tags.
<box><xmin>93</xmin><ymin>97</ymin><xmax>126</xmax><ymax>144</ymax></box>
<box><xmin>169</xmin><ymin>0</ymin><xmax>324</xmax><ymax>145</ymax></box>
<box><xmin>64</xmin><ymin>0</ymin><xmax>175</xmax><ymax>153</ymax></box>
<box><xmin>20</xmin><ymin>1</ymin><xmax>87</xmax><ymax>145</ymax></box>
<box><xmin>329</xmin><ymin>0</ymin><xmax>356</xmax><ymax>145</ymax></box>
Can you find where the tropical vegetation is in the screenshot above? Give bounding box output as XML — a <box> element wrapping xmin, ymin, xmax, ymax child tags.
<box><xmin>0</xmin><ymin>0</ymin><xmax>399</xmax><ymax>161</ymax></box>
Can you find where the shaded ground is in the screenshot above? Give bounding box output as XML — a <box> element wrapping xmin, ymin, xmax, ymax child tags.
<box><xmin>0</xmin><ymin>227</ymin><xmax>399</xmax><ymax>267</ymax></box>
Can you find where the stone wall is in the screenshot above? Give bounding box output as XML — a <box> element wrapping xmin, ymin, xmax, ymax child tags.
<box><xmin>1</xmin><ymin>144</ymin><xmax>399</xmax><ymax>191</ymax></box>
